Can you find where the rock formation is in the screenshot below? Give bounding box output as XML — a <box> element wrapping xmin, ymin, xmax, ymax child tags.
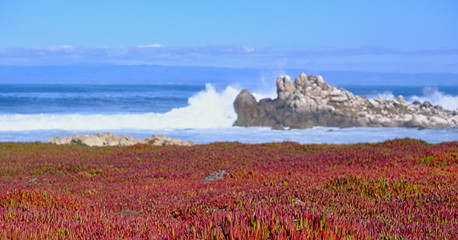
<box><xmin>47</xmin><ymin>133</ymin><xmax>194</xmax><ymax>147</ymax></box>
<box><xmin>233</xmin><ymin>73</ymin><xmax>458</xmax><ymax>129</ymax></box>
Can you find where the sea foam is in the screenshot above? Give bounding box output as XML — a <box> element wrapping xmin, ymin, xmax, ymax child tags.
<box><xmin>409</xmin><ymin>87</ymin><xmax>458</xmax><ymax>110</ymax></box>
<box><xmin>367</xmin><ymin>87</ymin><xmax>457</xmax><ymax>111</ymax></box>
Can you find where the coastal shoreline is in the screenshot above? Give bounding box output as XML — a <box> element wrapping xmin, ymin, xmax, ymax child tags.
<box><xmin>1</xmin><ymin>126</ymin><xmax>457</xmax><ymax>145</ymax></box>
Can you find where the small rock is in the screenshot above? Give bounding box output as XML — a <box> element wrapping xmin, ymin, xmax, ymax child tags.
<box><xmin>202</xmin><ymin>170</ymin><xmax>230</xmax><ymax>183</ymax></box>
<box><xmin>358</xmin><ymin>111</ymin><xmax>367</xmax><ymax>118</ymax></box>
<box><xmin>271</xmin><ymin>123</ymin><xmax>285</xmax><ymax>130</ymax></box>
<box><xmin>329</xmin><ymin>89</ymin><xmax>343</xmax><ymax>97</ymax></box>
<box><xmin>294</xmin><ymin>73</ymin><xmax>307</xmax><ymax>88</ymax></box>
<box><xmin>330</xmin><ymin>96</ymin><xmax>348</xmax><ymax>103</ymax></box>
<box><xmin>406</xmin><ymin>115</ymin><xmax>429</xmax><ymax>128</ymax></box>
<box><xmin>423</xmin><ymin>101</ymin><xmax>433</xmax><ymax>108</ymax></box>
<box><xmin>430</xmin><ymin>116</ymin><xmax>448</xmax><ymax>126</ymax></box>
<box><xmin>320</xmin><ymin>90</ymin><xmax>329</xmax><ymax>98</ymax></box>
<box><xmin>368</xmin><ymin>99</ymin><xmax>379</xmax><ymax>108</ymax></box>
<box><xmin>396</xmin><ymin>95</ymin><xmax>405</xmax><ymax>103</ymax></box>
<box><xmin>276</xmin><ymin>75</ymin><xmax>295</xmax><ymax>101</ymax></box>
<box><xmin>316</xmin><ymin>75</ymin><xmax>325</xmax><ymax>88</ymax></box>
<box><xmin>114</xmin><ymin>209</ymin><xmax>140</xmax><ymax>216</ymax></box>
<box><xmin>28</xmin><ymin>178</ymin><xmax>38</xmax><ymax>185</ymax></box>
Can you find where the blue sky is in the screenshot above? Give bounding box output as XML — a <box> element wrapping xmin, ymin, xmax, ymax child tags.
<box><xmin>0</xmin><ymin>1</ymin><xmax>457</xmax><ymax>72</ymax></box>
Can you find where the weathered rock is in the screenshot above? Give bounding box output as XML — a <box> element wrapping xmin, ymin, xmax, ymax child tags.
<box><xmin>202</xmin><ymin>170</ymin><xmax>230</xmax><ymax>183</ymax></box>
<box><xmin>233</xmin><ymin>90</ymin><xmax>260</xmax><ymax>127</ymax></box>
<box><xmin>368</xmin><ymin>99</ymin><xmax>379</xmax><ymax>108</ymax></box>
<box><xmin>430</xmin><ymin>116</ymin><xmax>448</xmax><ymax>126</ymax></box>
<box><xmin>330</xmin><ymin>95</ymin><xmax>348</xmax><ymax>103</ymax></box>
<box><xmin>294</xmin><ymin>73</ymin><xmax>307</xmax><ymax>88</ymax></box>
<box><xmin>47</xmin><ymin>133</ymin><xmax>195</xmax><ymax>147</ymax></box>
<box><xmin>28</xmin><ymin>178</ymin><xmax>38</xmax><ymax>185</ymax></box>
<box><xmin>276</xmin><ymin>75</ymin><xmax>295</xmax><ymax>101</ymax></box>
<box><xmin>405</xmin><ymin>115</ymin><xmax>429</xmax><ymax>127</ymax></box>
<box><xmin>233</xmin><ymin>73</ymin><xmax>457</xmax><ymax>129</ymax></box>
<box><xmin>423</xmin><ymin>101</ymin><xmax>433</xmax><ymax>108</ymax></box>
<box><xmin>413</xmin><ymin>100</ymin><xmax>422</xmax><ymax>106</ymax></box>
<box><xmin>83</xmin><ymin>135</ymin><xmax>105</xmax><ymax>147</ymax></box>
<box><xmin>316</xmin><ymin>76</ymin><xmax>326</xmax><ymax>88</ymax></box>
<box><xmin>396</xmin><ymin>95</ymin><xmax>406</xmax><ymax>103</ymax></box>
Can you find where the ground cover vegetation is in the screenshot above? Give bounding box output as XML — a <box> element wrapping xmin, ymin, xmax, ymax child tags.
<box><xmin>0</xmin><ymin>138</ymin><xmax>456</xmax><ymax>239</ymax></box>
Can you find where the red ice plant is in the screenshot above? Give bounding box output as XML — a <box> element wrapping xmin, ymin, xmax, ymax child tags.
<box><xmin>0</xmin><ymin>138</ymin><xmax>456</xmax><ymax>239</ymax></box>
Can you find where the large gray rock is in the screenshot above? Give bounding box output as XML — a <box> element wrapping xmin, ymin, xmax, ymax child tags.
<box><xmin>233</xmin><ymin>73</ymin><xmax>457</xmax><ymax>129</ymax></box>
<box><xmin>233</xmin><ymin>90</ymin><xmax>260</xmax><ymax>127</ymax></box>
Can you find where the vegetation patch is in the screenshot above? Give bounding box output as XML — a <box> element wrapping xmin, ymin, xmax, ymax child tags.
<box><xmin>0</xmin><ymin>138</ymin><xmax>456</xmax><ymax>239</ymax></box>
<box><xmin>70</xmin><ymin>139</ymin><xmax>87</xmax><ymax>146</ymax></box>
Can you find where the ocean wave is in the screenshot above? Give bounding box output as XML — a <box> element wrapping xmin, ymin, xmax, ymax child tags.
<box><xmin>408</xmin><ymin>87</ymin><xmax>458</xmax><ymax>110</ymax></box>
<box><xmin>368</xmin><ymin>88</ymin><xmax>457</xmax><ymax>110</ymax></box>
<box><xmin>0</xmin><ymin>84</ymin><xmax>241</xmax><ymax>131</ymax></box>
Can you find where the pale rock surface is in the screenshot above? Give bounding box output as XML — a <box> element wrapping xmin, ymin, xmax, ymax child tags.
<box><xmin>47</xmin><ymin>133</ymin><xmax>194</xmax><ymax>147</ymax></box>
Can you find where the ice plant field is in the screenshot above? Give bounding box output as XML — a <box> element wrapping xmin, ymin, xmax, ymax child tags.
<box><xmin>0</xmin><ymin>138</ymin><xmax>456</xmax><ymax>239</ymax></box>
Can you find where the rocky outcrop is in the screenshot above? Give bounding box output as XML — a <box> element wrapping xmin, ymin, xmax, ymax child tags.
<box><xmin>47</xmin><ymin>133</ymin><xmax>194</xmax><ymax>147</ymax></box>
<box><xmin>233</xmin><ymin>73</ymin><xmax>458</xmax><ymax>129</ymax></box>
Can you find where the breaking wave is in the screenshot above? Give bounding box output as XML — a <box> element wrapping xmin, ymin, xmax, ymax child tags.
<box><xmin>367</xmin><ymin>88</ymin><xmax>457</xmax><ymax>110</ymax></box>
<box><xmin>0</xmin><ymin>84</ymin><xmax>238</xmax><ymax>131</ymax></box>
<box><xmin>408</xmin><ymin>87</ymin><xmax>458</xmax><ymax>110</ymax></box>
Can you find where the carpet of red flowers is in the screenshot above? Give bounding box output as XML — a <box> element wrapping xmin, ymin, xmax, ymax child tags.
<box><xmin>0</xmin><ymin>138</ymin><xmax>456</xmax><ymax>239</ymax></box>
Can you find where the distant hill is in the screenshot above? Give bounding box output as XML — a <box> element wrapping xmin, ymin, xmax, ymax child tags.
<box><xmin>0</xmin><ymin>65</ymin><xmax>259</xmax><ymax>86</ymax></box>
<box><xmin>0</xmin><ymin>64</ymin><xmax>457</xmax><ymax>86</ymax></box>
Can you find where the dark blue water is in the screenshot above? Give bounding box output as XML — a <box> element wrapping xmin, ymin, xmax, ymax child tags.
<box><xmin>1</xmin><ymin>84</ymin><xmax>456</xmax><ymax>114</ymax></box>
<box><xmin>344</xmin><ymin>85</ymin><xmax>458</xmax><ymax>99</ymax></box>
<box><xmin>0</xmin><ymin>84</ymin><xmax>204</xmax><ymax>114</ymax></box>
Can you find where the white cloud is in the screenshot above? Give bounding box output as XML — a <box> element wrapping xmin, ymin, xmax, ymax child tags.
<box><xmin>47</xmin><ymin>45</ymin><xmax>74</xmax><ymax>51</ymax></box>
<box><xmin>139</xmin><ymin>43</ymin><xmax>163</xmax><ymax>48</ymax></box>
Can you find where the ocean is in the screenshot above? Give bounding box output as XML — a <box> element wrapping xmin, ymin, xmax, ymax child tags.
<box><xmin>0</xmin><ymin>83</ymin><xmax>457</xmax><ymax>144</ymax></box>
